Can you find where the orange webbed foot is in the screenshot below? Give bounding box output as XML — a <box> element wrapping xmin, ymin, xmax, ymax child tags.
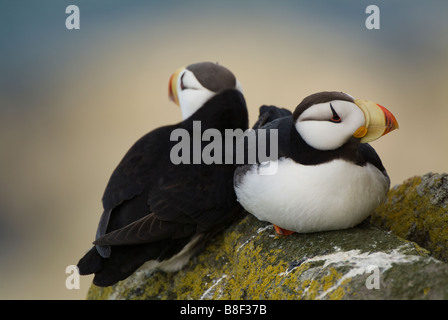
<box><xmin>274</xmin><ymin>225</ymin><xmax>295</xmax><ymax>236</ymax></box>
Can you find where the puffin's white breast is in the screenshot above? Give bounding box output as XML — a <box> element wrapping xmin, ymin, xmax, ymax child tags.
<box><xmin>234</xmin><ymin>158</ymin><xmax>389</xmax><ymax>233</ymax></box>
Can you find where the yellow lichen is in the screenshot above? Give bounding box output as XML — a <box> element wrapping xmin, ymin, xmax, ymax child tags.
<box><xmin>86</xmin><ymin>197</ymin><xmax>448</xmax><ymax>300</ymax></box>
<box><xmin>87</xmin><ymin>222</ymin><xmax>356</xmax><ymax>300</ymax></box>
<box><xmin>372</xmin><ymin>174</ymin><xmax>448</xmax><ymax>261</ymax></box>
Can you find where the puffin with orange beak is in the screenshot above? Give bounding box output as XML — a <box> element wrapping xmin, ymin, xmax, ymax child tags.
<box><xmin>77</xmin><ymin>62</ymin><xmax>248</xmax><ymax>286</ymax></box>
<box><xmin>234</xmin><ymin>91</ymin><xmax>398</xmax><ymax>235</ymax></box>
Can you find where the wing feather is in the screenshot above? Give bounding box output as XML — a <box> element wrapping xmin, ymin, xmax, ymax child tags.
<box><xmin>93</xmin><ymin>89</ymin><xmax>248</xmax><ymax>251</ymax></box>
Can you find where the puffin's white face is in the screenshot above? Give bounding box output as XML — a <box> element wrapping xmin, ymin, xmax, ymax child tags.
<box><xmin>168</xmin><ymin>62</ymin><xmax>243</xmax><ymax>120</ymax></box>
<box><xmin>295</xmin><ymin>99</ymin><xmax>366</xmax><ymax>150</ymax></box>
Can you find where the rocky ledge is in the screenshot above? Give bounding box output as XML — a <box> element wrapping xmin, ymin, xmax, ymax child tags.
<box><xmin>371</xmin><ymin>172</ymin><xmax>448</xmax><ymax>262</ymax></box>
<box><xmin>87</xmin><ymin>173</ymin><xmax>448</xmax><ymax>300</ymax></box>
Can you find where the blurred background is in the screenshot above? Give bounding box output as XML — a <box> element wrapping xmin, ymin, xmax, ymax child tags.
<box><xmin>0</xmin><ymin>0</ymin><xmax>447</xmax><ymax>299</ymax></box>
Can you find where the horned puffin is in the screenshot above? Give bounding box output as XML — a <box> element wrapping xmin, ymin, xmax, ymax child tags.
<box><xmin>77</xmin><ymin>62</ymin><xmax>248</xmax><ymax>287</ymax></box>
<box><xmin>234</xmin><ymin>91</ymin><xmax>398</xmax><ymax>235</ymax></box>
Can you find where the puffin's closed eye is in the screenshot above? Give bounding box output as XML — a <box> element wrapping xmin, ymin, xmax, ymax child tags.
<box><xmin>180</xmin><ymin>73</ymin><xmax>186</xmax><ymax>90</ymax></box>
<box><xmin>329</xmin><ymin>104</ymin><xmax>341</xmax><ymax>123</ymax></box>
<box><xmin>180</xmin><ymin>72</ymin><xmax>199</xmax><ymax>91</ymax></box>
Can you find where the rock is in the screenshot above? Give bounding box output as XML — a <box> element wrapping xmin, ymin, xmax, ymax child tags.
<box><xmin>371</xmin><ymin>172</ymin><xmax>448</xmax><ymax>262</ymax></box>
<box><xmin>87</xmin><ymin>213</ymin><xmax>448</xmax><ymax>300</ymax></box>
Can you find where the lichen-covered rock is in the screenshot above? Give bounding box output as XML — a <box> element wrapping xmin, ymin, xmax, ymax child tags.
<box><xmin>371</xmin><ymin>172</ymin><xmax>448</xmax><ymax>262</ymax></box>
<box><xmin>87</xmin><ymin>212</ymin><xmax>448</xmax><ymax>300</ymax></box>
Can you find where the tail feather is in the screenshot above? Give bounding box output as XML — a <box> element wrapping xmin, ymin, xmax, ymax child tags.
<box><xmin>77</xmin><ymin>247</ymin><xmax>103</xmax><ymax>275</ymax></box>
<box><xmin>253</xmin><ymin>105</ymin><xmax>292</xmax><ymax>129</ymax></box>
<box><xmin>76</xmin><ymin>235</ymin><xmax>200</xmax><ymax>287</ymax></box>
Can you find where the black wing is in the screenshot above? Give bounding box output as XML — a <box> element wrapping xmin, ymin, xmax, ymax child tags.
<box><xmin>93</xmin><ymin>125</ymin><xmax>175</xmax><ymax>257</ymax></box>
<box><xmin>94</xmin><ymin>89</ymin><xmax>248</xmax><ymax>255</ymax></box>
<box><xmin>358</xmin><ymin>143</ymin><xmax>389</xmax><ymax>177</ymax></box>
<box><xmin>253</xmin><ymin>105</ymin><xmax>292</xmax><ymax>129</ymax></box>
<box><xmin>94</xmin><ymin>149</ymin><xmax>241</xmax><ymax>247</ymax></box>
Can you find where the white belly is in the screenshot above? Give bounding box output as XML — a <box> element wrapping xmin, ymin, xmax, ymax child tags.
<box><xmin>234</xmin><ymin>158</ymin><xmax>389</xmax><ymax>233</ymax></box>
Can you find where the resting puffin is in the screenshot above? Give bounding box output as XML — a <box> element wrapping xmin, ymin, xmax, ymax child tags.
<box><xmin>77</xmin><ymin>62</ymin><xmax>248</xmax><ymax>287</ymax></box>
<box><xmin>234</xmin><ymin>91</ymin><xmax>398</xmax><ymax>235</ymax></box>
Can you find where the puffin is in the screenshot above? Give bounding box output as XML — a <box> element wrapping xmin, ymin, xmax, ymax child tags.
<box><xmin>77</xmin><ymin>62</ymin><xmax>248</xmax><ymax>287</ymax></box>
<box><xmin>234</xmin><ymin>91</ymin><xmax>398</xmax><ymax>235</ymax></box>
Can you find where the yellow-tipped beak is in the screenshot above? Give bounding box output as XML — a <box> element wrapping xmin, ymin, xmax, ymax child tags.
<box><xmin>168</xmin><ymin>67</ymin><xmax>184</xmax><ymax>106</ymax></box>
<box><xmin>353</xmin><ymin>99</ymin><xmax>399</xmax><ymax>143</ymax></box>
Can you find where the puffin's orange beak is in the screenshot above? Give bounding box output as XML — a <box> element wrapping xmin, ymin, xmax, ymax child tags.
<box><xmin>168</xmin><ymin>67</ymin><xmax>184</xmax><ymax>106</ymax></box>
<box><xmin>353</xmin><ymin>99</ymin><xmax>399</xmax><ymax>143</ymax></box>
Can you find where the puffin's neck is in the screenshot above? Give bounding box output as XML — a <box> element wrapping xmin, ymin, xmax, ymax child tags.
<box><xmin>288</xmin><ymin>125</ymin><xmax>366</xmax><ymax>166</ymax></box>
<box><xmin>182</xmin><ymin>89</ymin><xmax>248</xmax><ymax>132</ymax></box>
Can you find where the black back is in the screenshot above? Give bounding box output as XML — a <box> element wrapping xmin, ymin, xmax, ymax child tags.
<box><xmin>240</xmin><ymin>104</ymin><xmax>387</xmax><ymax>173</ymax></box>
<box><xmin>77</xmin><ymin>89</ymin><xmax>248</xmax><ymax>286</ymax></box>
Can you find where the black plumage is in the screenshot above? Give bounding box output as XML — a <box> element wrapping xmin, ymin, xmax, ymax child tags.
<box><xmin>234</xmin><ymin>91</ymin><xmax>397</xmax><ymax>235</ymax></box>
<box><xmin>78</xmin><ymin>89</ymin><xmax>248</xmax><ymax>286</ymax></box>
<box><xmin>244</xmin><ymin>98</ymin><xmax>387</xmax><ymax>172</ymax></box>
